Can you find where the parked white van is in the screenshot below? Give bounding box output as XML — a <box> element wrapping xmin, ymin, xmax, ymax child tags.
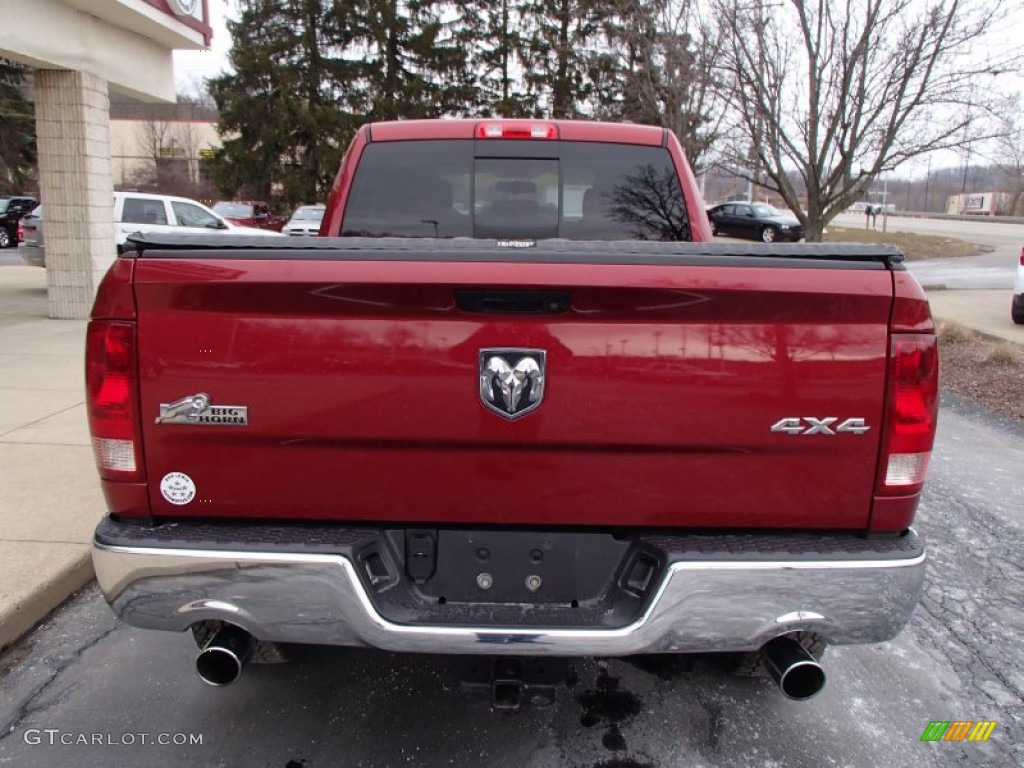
<box><xmin>113</xmin><ymin>192</ymin><xmax>282</xmax><ymax>250</ymax></box>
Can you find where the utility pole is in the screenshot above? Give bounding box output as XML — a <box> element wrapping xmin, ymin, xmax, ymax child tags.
<box><xmin>960</xmin><ymin>84</ymin><xmax>975</xmax><ymax>197</ymax></box>
<box><xmin>881</xmin><ymin>172</ymin><xmax>889</xmax><ymax>233</ymax></box>
<box><xmin>923</xmin><ymin>155</ymin><xmax>932</xmax><ymax>213</ymax></box>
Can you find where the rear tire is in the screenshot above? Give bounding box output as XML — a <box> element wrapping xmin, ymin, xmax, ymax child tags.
<box><xmin>0</xmin><ymin>228</ymin><xmax>11</xmax><ymax>248</ymax></box>
<box><xmin>760</xmin><ymin>226</ymin><xmax>778</xmax><ymax>243</ymax></box>
<box><xmin>710</xmin><ymin>220</ymin><xmax>719</xmax><ymax>236</ymax></box>
<box><xmin>1013</xmin><ymin>299</ymin><xmax>1024</xmax><ymax>325</ymax></box>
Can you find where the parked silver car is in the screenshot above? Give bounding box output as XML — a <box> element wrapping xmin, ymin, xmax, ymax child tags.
<box><xmin>282</xmin><ymin>204</ymin><xmax>326</xmax><ymax>236</ymax></box>
<box><xmin>18</xmin><ymin>206</ymin><xmax>44</xmax><ymax>267</ymax></box>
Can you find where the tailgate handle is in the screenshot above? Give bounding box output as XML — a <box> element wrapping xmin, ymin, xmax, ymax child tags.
<box><xmin>456</xmin><ymin>290</ymin><xmax>571</xmax><ymax>314</ymax></box>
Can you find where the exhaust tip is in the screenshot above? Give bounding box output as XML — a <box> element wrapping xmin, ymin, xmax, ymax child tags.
<box><xmin>762</xmin><ymin>636</ymin><xmax>827</xmax><ymax>701</ymax></box>
<box><xmin>776</xmin><ymin>659</ymin><xmax>826</xmax><ymax>701</ymax></box>
<box><xmin>195</xmin><ymin>625</ymin><xmax>252</xmax><ymax>687</ymax></box>
<box><xmin>196</xmin><ymin>646</ymin><xmax>244</xmax><ymax>686</ymax></box>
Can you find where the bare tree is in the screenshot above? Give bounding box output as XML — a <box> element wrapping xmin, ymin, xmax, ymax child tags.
<box><xmin>132</xmin><ymin>117</ymin><xmax>190</xmax><ymax>191</ymax></box>
<box><xmin>607</xmin><ymin>163</ymin><xmax>690</xmax><ymax>239</ymax></box>
<box><xmin>713</xmin><ymin>0</ymin><xmax>1019</xmax><ymax>240</ymax></box>
<box><xmin>176</xmin><ymin>120</ymin><xmax>201</xmax><ymax>185</ymax></box>
<box><xmin>136</xmin><ymin>117</ymin><xmax>172</xmax><ymax>179</ymax></box>
<box><xmin>597</xmin><ymin>0</ymin><xmax>729</xmax><ymax>174</ymax></box>
<box><xmin>129</xmin><ymin>93</ymin><xmax>214</xmax><ymax>197</ymax></box>
<box><xmin>181</xmin><ymin>74</ymin><xmax>218</xmax><ymax>108</ymax></box>
<box><xmin>979</xmin><ymin>101</ymin><xmax>1024</xmax><ymax>215</ymax></box>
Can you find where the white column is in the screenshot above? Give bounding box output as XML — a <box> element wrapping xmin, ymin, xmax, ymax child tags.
<box><xmin>34</xmin><ymin>70</ymin><xmax>116</xmax><ymax>320</ymax></box>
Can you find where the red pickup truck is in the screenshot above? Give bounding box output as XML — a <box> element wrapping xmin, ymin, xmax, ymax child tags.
<box><xmin>211</xmin><ymin>200</ymin><xmax>288</xmax><ymax>232</ymax></box>
<box><xmin>88</xmin><ymin>120</ymin><xmax>937</xmax><ymax>705</ymax></box>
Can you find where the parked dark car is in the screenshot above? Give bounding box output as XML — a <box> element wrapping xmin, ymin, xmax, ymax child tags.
<box><xmin>707</xmin><ymin>202</ymin><xmax>805</xmax><ymax>243</ymax></box>
<box><xmin>0</xmin><ymin>196</ymin><xmax>38</xmax><ymax>248</ymax></box>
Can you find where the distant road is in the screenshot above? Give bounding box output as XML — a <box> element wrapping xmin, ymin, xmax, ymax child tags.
<box><xmin>831</xmin><ymin>211</ymin><xmax>1024</xmax><ymax>247</ymax></box>
<box><xmin>832</xmin><ymin>212</ymin><xmax>1023</xmax><ymax>249</ymax></box>
<box><xmin>832</xmin><ymin>212</ymin><xmax>1022</xmax><ymax>290</ymax></box>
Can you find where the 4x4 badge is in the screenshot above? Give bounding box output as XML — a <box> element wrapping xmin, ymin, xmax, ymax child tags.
<box><xmin>479</xmin><ymin>349</ymin><xmax>546</xmax><ymax>419</ymax></box>
<box><xmin>156</xmin><ymin>393</ymin><xmax>248</xmax><ymax>426</ymax></box>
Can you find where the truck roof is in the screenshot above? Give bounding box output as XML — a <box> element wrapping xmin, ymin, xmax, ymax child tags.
<box><xmin>365</xmin><ymin>119</ymin><xmax>666</xmax><ymax>146</ymax></box>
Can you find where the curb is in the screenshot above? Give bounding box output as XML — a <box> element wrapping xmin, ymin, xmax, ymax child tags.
<box><xmin>933</xmin><ymin>312</ymin><xmax>1024</xmax><ymax>347</ymax></box>
<box><xmin>0</xmin><ymin>552</ymin><xmax>94</xmax><ymax>653</ymax></box>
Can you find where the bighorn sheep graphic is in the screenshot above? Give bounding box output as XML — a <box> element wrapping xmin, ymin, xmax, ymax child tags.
<box><xmin>156</xmin><ymin>393</ymin><xmax>210</xmax><ymax>424</ymax></box>
<box><xmin>480</xmin><ymin>356</ymin><xmax>544</xmax><ymax>415</ymax></box>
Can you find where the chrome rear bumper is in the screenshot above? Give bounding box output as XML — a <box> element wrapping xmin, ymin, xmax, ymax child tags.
<box><xmin>92</xmin><ymin>523</ymin><xmax>926</xmax><ymax>657</ymax></box>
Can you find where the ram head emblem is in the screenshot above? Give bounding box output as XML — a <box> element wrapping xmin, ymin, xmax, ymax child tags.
<box><xmin>479</xmin><ymin>349</ymin><xmax>547</xmax><ymax>419</ymax></box>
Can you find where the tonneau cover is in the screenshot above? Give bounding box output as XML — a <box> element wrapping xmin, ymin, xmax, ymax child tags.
<box><xmin>124</xmin><ymin>233</ymin><xmax>904</xmax><ymax>267</ymax></box>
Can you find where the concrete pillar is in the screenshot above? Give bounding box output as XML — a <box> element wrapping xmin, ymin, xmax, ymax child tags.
<box><xmin>34</xmin><ymin>70</ymin><xmax>116</xmax><ymax>320</ymax></box>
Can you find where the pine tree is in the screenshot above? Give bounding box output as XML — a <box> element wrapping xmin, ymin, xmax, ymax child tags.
<box><xmin>354</xmin><ymin>0</ymin><xmax>474</xmax><ymax>121</ymax></box>
<box><xmin>521</xmin><ymin>0</ymin><xmax>604</xmax><ymax>118</ymax></box>
<box><xmin>457</xmin><ymin>0</ymin><xmax>536</xmax><ymax>117</ymax></box>
<box><xmin>0</xmin><ymin>59</ymin><xmax>36</xmax><ymax>194</ymax></box>
<box><xmin>208</xmin><ymin>0</ymin><xmax>363</xmax><ymax>207</ymax></box>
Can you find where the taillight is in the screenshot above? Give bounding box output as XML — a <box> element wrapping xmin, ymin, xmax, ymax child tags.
<box><xmin>1019</xmin><ymin>247</ymin><xmax>1023</xmax><ymax>267</ymax></box>
<box><xmin>476</xmin><ymin>122</ymin><xmax>557</xmax><ymax>140</ymax></box>
<box><xmin>877</xmin><ymin>335</ymin><xmax>938</xmax><ymax>494</ymax></box>
<box><xmin>17</xmin><ymin>223</ymin><xmax>24</xmax><ymax>242</ymax></box>
<box><xmin>86</xmin><ymin>320</ymin><xmax>143</xmax><ymax>481</ymax></box>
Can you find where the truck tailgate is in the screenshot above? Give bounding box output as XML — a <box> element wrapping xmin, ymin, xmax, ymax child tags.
<box><xmin>133</xmin><ymin>244</ymin><xmax>894</xmax><ymax>529</ymax></box>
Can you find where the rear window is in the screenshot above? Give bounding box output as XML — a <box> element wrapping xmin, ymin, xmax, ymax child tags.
<box><xmin>120</xmin><ymin>197</ymin><xmax>168</xmax><ymax>225</ymax></box>
<box><xmin>291</xmin><ymin>206</ymin><xmax>325</xmax><ymax>221</ymax></box>
<box><xmin>342</xmin><ymin>140</ymin><xmax>689</xmax><ymax>241</ymax></box>
<box><xmin>213</xmin><ymin>202</ymin><xmax>255</xmax><ymax>217</ymax></box>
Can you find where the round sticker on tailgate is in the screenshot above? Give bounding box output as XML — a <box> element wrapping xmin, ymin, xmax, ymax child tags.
<box><xmin>161</xmin><ymin>472</ymin><xmax>196</xmax><ymax>505</ymax></box>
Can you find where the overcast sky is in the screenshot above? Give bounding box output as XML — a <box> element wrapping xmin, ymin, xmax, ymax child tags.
<box><xmin>173</xmin><ymin>0</ymin><xmax>1023</xmax><ymax>177</ymax></box>
<box><xmin>172</xmin><ymin>0</ymin><xmax>234</xmax><ymax>93</ymax></box>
